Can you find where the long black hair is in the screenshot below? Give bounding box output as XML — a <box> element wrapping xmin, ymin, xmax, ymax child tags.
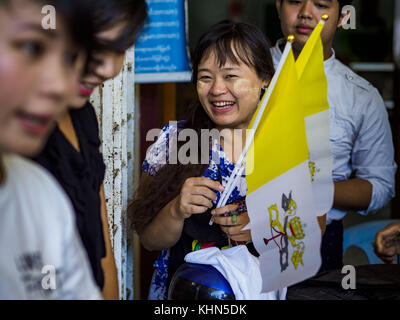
<box><xmin>129</xmin><ymin>20</ymin><xmax>275</xmax><ymax>234</ymax></box>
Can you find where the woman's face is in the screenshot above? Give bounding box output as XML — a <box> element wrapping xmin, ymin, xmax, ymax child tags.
<box><xmin>69</xmin><ymin>22</ymin><xmax>128</xmax><ymax>108</ymax></box>
<box><xmin>0</xmin><ymin>0</ymin><xmax>85</xmax><ymax>156</ymax></box>
<box><xmin>197</xmin><ymin>48</ymin><xmax>269</xmax><ymax>130</ymax></box>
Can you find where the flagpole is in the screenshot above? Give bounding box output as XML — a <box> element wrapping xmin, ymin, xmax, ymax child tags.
<box><xmin>216</xmin><ymin>38</ymin><xmax>294</xmax><ymax>208</ymax></box>
<box><xmin>218</xmin><ymin>39</ymin><xmax>292</xmax><ymax>206</ymax></box>
<box><xmin>209</xmin><ymin>36</ymin><xmax>295</xmax><ymax>225</ymax></box>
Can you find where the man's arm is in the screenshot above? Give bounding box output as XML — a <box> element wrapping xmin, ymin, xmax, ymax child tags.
<box><xmin>333</xmin><ymin>178</ymin><xmax>372</xmax><ymax>212</ymax></box>
<box><xmin>340</xmin><ymin>87</ymin><xmax>396</xmax><ymax>214</ymax></box>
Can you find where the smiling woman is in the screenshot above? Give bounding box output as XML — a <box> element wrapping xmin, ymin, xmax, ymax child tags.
<box><xmin>129</xmin><ymin>20</ymin><xmax>275</xmax><ymax>300</ymax></box>
<box><xmin>72</xmin><ymin>22</ymin><xmax>129</xmax><ymax>105</ymax></box>
<box><xmin>197</xmin><ymin>53</ymin><xmax>268</xmax><ymax>130</ymax></box>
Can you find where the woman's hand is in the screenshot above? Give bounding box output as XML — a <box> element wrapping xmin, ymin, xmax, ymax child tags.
<box><xmin>173</xmin><ymin>177</ymin><xmax>224</xmax><ymax>220</ymax></box>
<box><xmin>211</xmin><ymin>204</ymin><xmax>252</xmax><ymax>242</ymax></box>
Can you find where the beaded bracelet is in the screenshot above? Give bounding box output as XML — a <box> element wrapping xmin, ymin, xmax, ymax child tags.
<box><xmin>222</xmin><ymin>197</ymin><xmax>247</xmax><ymax>217</ymax></box>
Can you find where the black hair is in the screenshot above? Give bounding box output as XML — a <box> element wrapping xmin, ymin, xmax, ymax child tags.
<box><xmin>1</xmin><ymin>0</ymin><xmax>148</xmax><ymax>55</ymax></box>
<box><xmin>130</xmin><ymin>20</ymin><xmax>275</xmax><ymax>234</ymax></box>
<box><xmin>0</xmin><ymin>0</ymin><xmax>96</xmax><ymax>54</ymax></box>
<box><xmin>192</xmin><ymin>20</ymin><xmax>274</xmax><ymax>84</ymax></box>
<box><xmin>91</xmin><ymin>0</ymin><xmax>148</xmax><ymax>53</ymax></box>
<box><xmin>55</xmin><ymin>0</ymin><xmax>96</xmax><ymax>53</ymax></box>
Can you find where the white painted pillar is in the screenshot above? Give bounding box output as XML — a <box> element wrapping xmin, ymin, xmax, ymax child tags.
<box><xmin>90</xmin><ymin>47</ymin><xmax>136</xmax><ymax>300</ymax></box>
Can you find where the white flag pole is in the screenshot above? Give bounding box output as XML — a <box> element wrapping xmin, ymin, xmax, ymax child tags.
<box><xmin>210</xmin><ymin>37</ymin><xmax>294</xmax><ymax>225</ymax></box>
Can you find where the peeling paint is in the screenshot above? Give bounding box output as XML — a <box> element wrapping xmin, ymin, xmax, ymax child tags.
<box><xmin>91</xmin><ymin>48</ymin><xmax>136</xmax><ymax>300</ymax></box>
<box><xmin>113</xmin><ymin>122</ymin><xmax>120</xmax><ymax>134</ymax></box>
<box><xmin>113</xmin><ymin>168</ymin><xmax>120</xmax><ymax>180</ymax></box>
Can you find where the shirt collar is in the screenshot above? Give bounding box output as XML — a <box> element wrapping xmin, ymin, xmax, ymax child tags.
<box><xmin>272</xmin><ymin>38</ymin><xmax>336</xmax><ymax>71</ymax></box>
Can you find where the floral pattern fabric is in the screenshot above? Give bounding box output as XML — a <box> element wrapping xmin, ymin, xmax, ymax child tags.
<box><xmin>143</xmin><ymin>121</ymin><xmax>248</xmax><ymax>300</ymax></box>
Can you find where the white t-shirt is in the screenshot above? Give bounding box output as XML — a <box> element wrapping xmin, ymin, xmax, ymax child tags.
<box><xmin>0</xmin><ymin>154</ymin><xmax>102</xmax><ymax>300</ymax></box>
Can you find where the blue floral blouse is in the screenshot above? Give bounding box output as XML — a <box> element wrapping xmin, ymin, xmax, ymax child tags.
<box><xmin>142</xmin><ymin>121</ymin><xmax>248</xmax><ymax>300</ymax></box>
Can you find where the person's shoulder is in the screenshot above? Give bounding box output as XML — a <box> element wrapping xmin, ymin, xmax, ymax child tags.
<box><xmin>330</xmin><ymin>59</ymin><xmax>375</xmax><ymax>94</ymax></box>
<box><xmin>154</xmin><ymin>120</ymin><xmax>186</xmax><ymax>145</ymax></box>
<box><xmin>328</xmin><ymin>58</ymin><xmax>385</xmax><ymax>115</ymax></box>
<box><xmin>142</xmin><ymin>120</ymin><xmax>187</xmax><ymax>176</ymax></box>
<box><xmin>4</xmin><ymin>153</ymin><xmax>56</xmax><ymax>184</ymax></box>
<box><xmin>270</xmin><ymin>39</ymin><xmax>283</xmax><ymax>67</ymax></box>
<box><xmin>3</xmin><ymin>154</ymin><xmax>73</xmax><ymax>219</ymax></box>
<box><xmin>161</xmin><ymin>120</ymin><xmax>186</xmax><ymax>133</ymax></box>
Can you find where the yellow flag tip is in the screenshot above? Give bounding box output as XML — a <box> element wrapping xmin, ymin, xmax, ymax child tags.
<box><xmin>321</xmin><ymin>14</ymin><xmax>329</xmax><ymax>21</ymax></box>
<box><xmin>287</xmin><ymin>35</ymin><xmax>295</xmax><ymax>43</ymax></box>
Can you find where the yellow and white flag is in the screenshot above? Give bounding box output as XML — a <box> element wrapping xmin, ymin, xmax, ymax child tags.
<box><xmin>297</xmin><ymin>22</ymin><xmax>333</xmax><ymax>215</ymax></box>
<box><xmin>245</xmin><ymin>20</ymin><xmax>332</xmax><ymax>293</ymax></box>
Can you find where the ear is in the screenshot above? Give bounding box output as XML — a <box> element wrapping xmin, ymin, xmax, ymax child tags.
<box><xmin>276</xmin><ymin>0</ymin><xmax>282</xmax><ymax>19</ymax></box>
<box><xmin>337</xmin><ymin>9</ymin><xmax>351</xmax><ymax>28</ymax></box>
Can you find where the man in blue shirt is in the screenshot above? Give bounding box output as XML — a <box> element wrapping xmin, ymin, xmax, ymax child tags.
<box><xmin>272</xmin><ymin>0</ymin><xmax>397</xmax><ymax>271</ymax></box>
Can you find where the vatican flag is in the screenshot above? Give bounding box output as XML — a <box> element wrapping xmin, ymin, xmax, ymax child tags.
<box><xmin>245</xmin><ymin>19</ymin><xmax>332</xmax><ymax>293</ymax></box>
<box><xmin>296</xmin><ymin>21</ymin><xmax>333</xmax><ymax>216</ymax></box>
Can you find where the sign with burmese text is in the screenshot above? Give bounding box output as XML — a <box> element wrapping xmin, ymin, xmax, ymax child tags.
<box><xmin>134</xmin><ymin>0</ymin><xmax>190</xmax><ymax>76</ymax></box>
